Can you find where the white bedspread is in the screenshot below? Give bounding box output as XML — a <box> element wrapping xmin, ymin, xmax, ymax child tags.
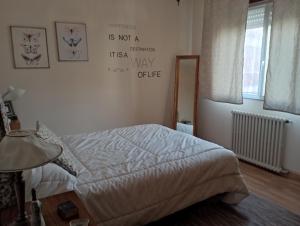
<box><xmin>61</xmin><ymin>124</ymin><xmax>249</xmax><ymax>226</ymax></box>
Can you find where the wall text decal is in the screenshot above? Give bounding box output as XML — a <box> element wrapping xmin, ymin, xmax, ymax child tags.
<box><xmin>107</xmin><ymin>24</ymin><xmax>161</xmax><ymax>79</ymax></box>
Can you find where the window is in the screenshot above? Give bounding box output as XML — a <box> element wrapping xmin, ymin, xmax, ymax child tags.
<box><xmin>243</xmin><ymin>3</ymin><xmax>273</xmax><ymax>100</ymax></box>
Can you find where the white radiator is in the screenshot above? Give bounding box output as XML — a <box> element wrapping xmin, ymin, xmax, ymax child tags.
<box><xmin>232</xmin><ymin>111</ymin><xmax>288</xmax><ymax>173</ymax></box>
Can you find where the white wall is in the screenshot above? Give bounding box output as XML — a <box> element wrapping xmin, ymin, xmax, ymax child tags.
<box><xmin>190</xmin><ymin>0</ymin><xmax>300</xmax><ymax>173</ymax></box>
<box><xmin>199</xmin><ymin>99</ymin><xmax>300</xmax><ymax>173</ymax></box>
<box><xmin>0</xmin><ymin>0</ymin><xmax>193</xmax><ymax>135</ymax></box>
<box><xmin>3</xmin><ymin>0</ymin><xmax>297</xmax><ymax>173</ymax></box>
<box><xmin>191</xmin><ymin>0</ymin><xmax>204</xmax><ymax>55</ymax></box>
<box><xmin>188</xmin><ymin>0</ymin><xmax>300</xmax><ymax>173</ymax></box>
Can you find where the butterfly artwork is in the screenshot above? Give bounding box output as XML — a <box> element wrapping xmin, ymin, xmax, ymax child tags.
<box><xmin>10</xmin><ymin>26</ymin><xmax>49</xmax><ymax>68</ymax></box>
<box><xmin>21</xmin><ymin>33</ymin><xmax>41</xmax><ymax>54</ymax></box>
<box><xmin>62</xmin><ymin>28</ymin><xmax>82</xmax><ymax>47</ymax></box>
<box><xmin>21</xmin><ymin>54</ymin><xmax>42</xmax><ymax>65</ymax></box>
<box><xmin>56</xmin><ymin>22</ymin><xmax>88</xmax><ymax>61</ymax></box>
<box><xmin>62</xmin><ymin>28</ymin><xmax>82</xmax><ymax>59</ymax></box>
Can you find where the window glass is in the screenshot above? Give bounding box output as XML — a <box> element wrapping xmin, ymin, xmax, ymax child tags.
<box><xmin>243</xmin><ymin>3</ymin><xmax>272</xmax><ymax>100</ymax></box>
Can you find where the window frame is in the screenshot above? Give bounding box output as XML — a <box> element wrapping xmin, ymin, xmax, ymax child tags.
<box><xmin>243</xmin><ymin>2</ymin><xmax>273</xmax><ymax>101</ymax></box>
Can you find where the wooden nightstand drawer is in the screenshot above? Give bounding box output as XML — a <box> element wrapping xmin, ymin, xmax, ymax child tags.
<box><xmin>0</xmin><ymin>191</ymin><xmax>96</xmax><ymax>226</ymax></box>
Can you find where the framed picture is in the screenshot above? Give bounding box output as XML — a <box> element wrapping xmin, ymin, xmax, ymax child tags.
<box><xmin>55</xmin><ymin>22</ymin><xmax>88</xmax><ymax>61</ymax></box>
<box><xmin>10</xmin><ymin>26</ymin><xmax>50</xmax><ymax>69</ymax></box>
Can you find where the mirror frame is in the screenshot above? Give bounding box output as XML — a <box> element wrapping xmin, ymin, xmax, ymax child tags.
<box><xmin>172</xmin><ymin>55</ymin><xmax>200</xmax><ymax>136</ymax></box>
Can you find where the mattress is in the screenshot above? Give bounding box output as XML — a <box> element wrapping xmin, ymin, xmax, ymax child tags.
<box><xmin>61</xmin><ymin>124</ymin><xmax>249</xmax><ymax>226</ymax></box>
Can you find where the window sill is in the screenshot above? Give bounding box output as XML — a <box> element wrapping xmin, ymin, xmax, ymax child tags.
<box><xmin>243</xmin><ymin>94</ymin><xmax>264</xmax><ymax>101</ymax></box>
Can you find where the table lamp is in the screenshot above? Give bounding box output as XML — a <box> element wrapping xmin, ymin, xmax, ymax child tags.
<box><xmin>1</xmin><ymin>86</ymin><xmax>26</xmax><ymax>122</ymax></box>
<box><xmin>0</xmin><ymin>130</ymin><xmax>62</xmax><ymax>226</ymax></box>
<box><xmin>2</xmin><ymin>86</ymin><xmax>26</xmax><ymax>102</ymax></box>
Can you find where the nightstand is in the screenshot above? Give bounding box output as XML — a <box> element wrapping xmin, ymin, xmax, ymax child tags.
<box><xmin>0</xmin><ymin>191</ymin><xmax>96</xmax><ymax>226</ymax></box>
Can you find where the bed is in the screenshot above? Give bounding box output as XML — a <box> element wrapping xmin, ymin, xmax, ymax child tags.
<box><xmin>26</xmin><ymin>124</ymin><xmax>248</xmax><ymax>226</ymax></box>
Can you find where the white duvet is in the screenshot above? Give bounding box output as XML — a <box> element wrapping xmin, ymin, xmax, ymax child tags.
<box><xmin>57</xmin><ymin>124</ymin><xmax>249</xmax><ymax>226</ymax></box>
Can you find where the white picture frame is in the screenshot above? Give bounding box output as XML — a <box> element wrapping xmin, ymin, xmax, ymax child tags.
<box><xmin>10</xmin><ymin>26</ymin><xmax>50</xmax><ymax>69</ymax></box>
<box><xmin>55</xmin><ymin>22</ymin><xmax>88</xmax><ymax>61</ymax></box>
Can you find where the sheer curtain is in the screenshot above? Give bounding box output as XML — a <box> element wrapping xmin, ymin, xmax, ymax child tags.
<box><xmin>264</xmin><ymin>0</ymin><xmax>300</xmax><ymax>114</ymax></box>
<box><xmin>201</xmin><ymin>0</ymin><xmax>249</xmax><ymax>104</ymax></box>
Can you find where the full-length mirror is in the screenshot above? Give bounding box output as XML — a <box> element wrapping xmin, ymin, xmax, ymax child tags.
<box><xmin>172</xmin><ymin>55</ymin><xmax>200</xmax><ymax>136</ymax></box>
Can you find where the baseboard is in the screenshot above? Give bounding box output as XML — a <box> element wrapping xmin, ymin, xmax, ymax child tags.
<box><xmin>239</xmin><ymin>160</ymin><xmax>300</xmax><ymax>182</ymax></box>
<box><xmin>285</xmin><ymin>170</ymin><xmax>300</xmax><ymax>182</ymax></box>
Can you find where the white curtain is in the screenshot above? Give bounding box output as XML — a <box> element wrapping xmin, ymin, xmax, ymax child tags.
<box><xmin>201</xmin><ymin>0</ymin><xmax>249</xmax><ymax>104</ymax></box>
<box><xmin>264</xmin><ymin>0</ymin><xmax>300</xmax><ymax>115</ymax></box>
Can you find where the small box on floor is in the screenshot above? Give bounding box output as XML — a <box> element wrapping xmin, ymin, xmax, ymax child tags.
<box><xmin>57</xmin><ymin>201</ymin><xmax>79</xmax><ymax>221</ymax></box>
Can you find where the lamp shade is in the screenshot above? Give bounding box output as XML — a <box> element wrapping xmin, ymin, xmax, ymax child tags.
<box><xmin>0</xmin><ymin>130</ymin><xmax>62</xmax><ymax>172</ymax></box>
<box><xmin>2</xmin><ymin>86</ymin><xmax>26</xmax><ymax>101</ymax></box>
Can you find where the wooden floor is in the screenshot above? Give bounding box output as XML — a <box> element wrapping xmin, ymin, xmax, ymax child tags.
<box><xmin>239</xmin><ymin>161</ymin><xmax>300</xmax><ymax>215</ymax></box>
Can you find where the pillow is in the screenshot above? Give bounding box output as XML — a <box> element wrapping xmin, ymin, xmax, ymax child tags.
<box><xmin>24</xmin><ymin>163</ymin><xmax>77</xmax><ymax>201</ymax></box>
<box><xmin>36</xmin><ymin>121</ymin><xmax>78</xmax><ymax>177</ymax></box>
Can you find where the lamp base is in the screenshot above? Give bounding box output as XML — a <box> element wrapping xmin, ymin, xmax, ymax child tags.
<box><xmin>13</xmin><ymin>172</ymin><xmax>30</xmax><ymax>226</ymax></box>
